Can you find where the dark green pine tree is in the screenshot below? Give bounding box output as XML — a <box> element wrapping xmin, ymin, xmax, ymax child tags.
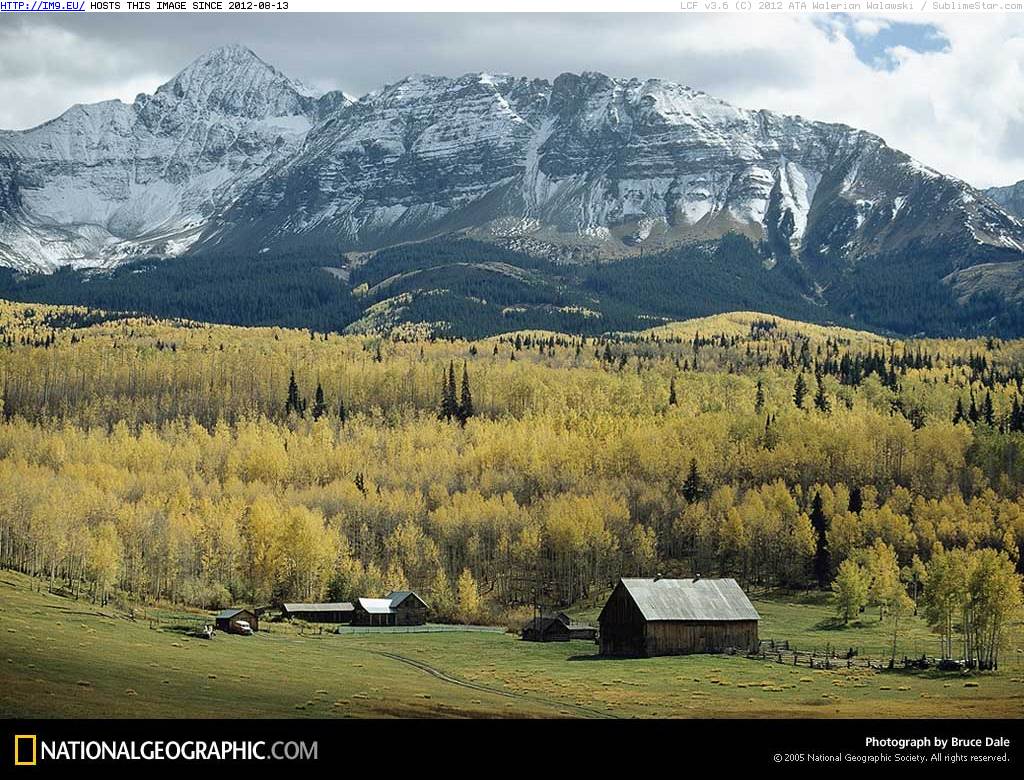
<box><xmin>285</xmin><ymin>370</ymin><xmax>303</xmax><ymax>417</ymax></box>
<box><xmin>810</xmin><ymin>491</ymin><xmax>831</xmax><ymax>588</ymax></box>
<box><xmin>338</xmin><ymin>395</ymin><xmax>348</xmax><ymax>428</ymax></box>
<box><xmin>754</xmin><ymin>379</ymin><xmax>765</xmax><ymax>414</ymax></box>
<box><xmin>982</xmin><ymin>391</ymin><xmax>995</xmax><ymax>426</ymax></box>
<box><xmin>968</xmin><ymin>392</ymin><xmax>980</xmax><ymax>423</ymax></box>
<box><xmin>668</xmin><ymin>378</ymin><xmax>678</xmax><ymax>407</ymax></box>
<box><xmin>848</xmin><ymin>486</ymin><xmax>863</xmax><ymax>514</ymax></box>
<box><xmin>813</xmin><ymin>371</ymin><xmax>831</xmax><ymax>414</ymax></box>
<box><xmin>312</xmin><ymin>382</ymin><xmax>327</xmax><ymax>421</ymax></box>
<box><xmin>439</xmin><ymin>361</ymin><xmax>459</xmax><ymax>422</ymax></box>
<box><xmin>457</xmin><ymin>362</ymin><xmax>474</xmax><ymax>425</ymax></box>
<box><xmin>952</xmin><ymin>397</ymin><xmax>966</xmax><ymax>425</ymax></box>
<box><xmin>793</xmin><ymin>372</ymin><xmax>808</xmax><ymax>409</ymax></box>
<box><xmin>682</xmin><ymin>458</ymin><xmax>704</xmax><ymax>504</ymax></box>
<box><xmin>1011</xmin><ymin>396</ymin><xmax>1023</xmax><ymax>433</ymax></box>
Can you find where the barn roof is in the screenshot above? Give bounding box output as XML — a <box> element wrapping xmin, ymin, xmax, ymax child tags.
<box><xmin>617</xmin><ymin>578</ymin><xmax>759</xmax><ymax>622</ymax></box>
<box><xmin>216</xmin><ymin>608</ymin><xmax>250</xmax><ymax>619</ymax></box>
<box><xmin>524</xmin><ymin>616</ymin><xmax>569</xmax><ymax>633</ymax></box>
<box><xmin>357</xmin><ymin>598</ymin><xmax>396</xmax><ymax>614</ymax></box>
<box><xmin>282</xmin><ymin>602</ymin><xmax>354</xmax><ymax>613</ymax></box>
<box><xmin>387</xmin><ymin>591</ymin><xmax>428</xmax><ymax>609</ymax></box>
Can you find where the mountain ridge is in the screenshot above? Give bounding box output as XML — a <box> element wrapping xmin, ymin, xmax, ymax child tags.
<box><xmin>0</xmin><ymin>45</ymin><xmax>350</xmax><ymax>272</ymax></box>
<box><xmin>2</xmin><ymin>45</ymin><xmax>1024</xmax><ymax>337</ymax></box>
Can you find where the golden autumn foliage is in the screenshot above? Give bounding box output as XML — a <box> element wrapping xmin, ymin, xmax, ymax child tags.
<box><xmin>0</xmin><ymin>300</ymin><xmax>1022</xmax><ymax>620</ymax></box>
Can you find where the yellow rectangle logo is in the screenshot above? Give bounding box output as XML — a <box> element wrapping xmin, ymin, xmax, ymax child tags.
<box><xmin>14</xmin><ymin>735</ymin><xmax>36</xmax><ymax>766</ymax></box>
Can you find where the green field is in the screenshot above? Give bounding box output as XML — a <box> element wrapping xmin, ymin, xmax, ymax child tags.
<box><xmin>2</xmin><ymin>572</ymin><xmax>1022</xmax><ymax>719</ymax></box>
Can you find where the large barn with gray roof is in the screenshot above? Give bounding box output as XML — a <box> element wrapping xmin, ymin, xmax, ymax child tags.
<box><xmin>598</xmin><ymin>577</ymin><xmax>759</xmax><ymax>657</ymax></box>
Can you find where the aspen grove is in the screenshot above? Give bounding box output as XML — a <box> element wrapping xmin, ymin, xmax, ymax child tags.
<box><xmin>0</xmin><ymin>302</ymin><xmax>1022</xmax><ymax>648</ymax></box>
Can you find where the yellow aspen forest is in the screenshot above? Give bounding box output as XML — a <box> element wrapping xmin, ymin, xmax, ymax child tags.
<box><xmin>1</xmin><ymin>300</ymin><xmax>1022</xmax><ymax>646</ymax></box>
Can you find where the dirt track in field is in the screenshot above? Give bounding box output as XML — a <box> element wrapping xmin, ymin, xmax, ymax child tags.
<box><xmin>366</xmin><ymin>649</ymin><xmax>618</xmax><ymax>719</ymax></box>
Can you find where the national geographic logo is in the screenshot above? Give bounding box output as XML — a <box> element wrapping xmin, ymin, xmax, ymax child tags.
<box><xmin>11</xmin><ymin>735</ymin><xmax>316</xmax><ymax>764</ymax></box>
<box><xmin>14</xmin><ymin>735</ymin><xmax>36</xmax><ymax>766</ymax></box>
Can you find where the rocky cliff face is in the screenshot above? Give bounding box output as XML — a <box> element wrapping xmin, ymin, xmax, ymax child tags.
<box><xmin>2</xmin><ymin>45</ymin><xmax>1023</xmax><ymax>289</ymax></box>
<box><xmin>986</xmin><ymin>181</ymin><xmax>1024</xmax><ymax>219</ymax></box>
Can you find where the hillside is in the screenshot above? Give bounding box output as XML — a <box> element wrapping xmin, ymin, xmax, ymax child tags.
<box><xmin>2</xmin><ymin>299</ymin><xmax>1024</xmax><ymax>603</ymax></box>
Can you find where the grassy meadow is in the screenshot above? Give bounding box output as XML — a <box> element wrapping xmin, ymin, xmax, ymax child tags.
<box><xmin>2</xmin><ymin>570</ymin><xmax>1021</xmax><ymax>719</ymax></box>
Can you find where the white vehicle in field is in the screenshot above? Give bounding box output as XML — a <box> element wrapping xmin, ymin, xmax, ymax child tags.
<box><xmin>234</xmin><ymin>620</ymin><xmax>254</xmax><ymax>636</ymax></box>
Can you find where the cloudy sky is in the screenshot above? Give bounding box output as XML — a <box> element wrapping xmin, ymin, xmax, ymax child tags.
<box><xmin>0</xmin><ymin>12</ymin><xmax>1022</xmax><ymax>188</ymax></box>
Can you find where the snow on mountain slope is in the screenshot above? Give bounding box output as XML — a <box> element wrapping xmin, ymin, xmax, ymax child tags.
<box><xmin>2</xmin><ymin>45</ymin><xmax>1023</xmax><ymax>283</ymax></box>
<box><xmin>215</xmin><ymin>69</ymin><xmax>1024</xmax><ymax>273</ymax></box>
<box><xmin>0</xmin><ymin>45</ymin><xmax>345</xmax><ymax>271</ymax></box>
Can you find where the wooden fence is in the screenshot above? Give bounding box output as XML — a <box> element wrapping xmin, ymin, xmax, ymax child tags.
<box><xmin>750</xmin><ymin>639</ymin><xmax>925</xmax><ymax>671</ymax></box>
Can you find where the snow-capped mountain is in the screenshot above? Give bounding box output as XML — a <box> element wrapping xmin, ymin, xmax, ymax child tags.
<box><xmin>213</xmin><ymin>69</ymin><xmax>1024</xmax><ymax>273</ymax></box>
<box><xmin>0</xmin><ymin>45</ymin><xmax>346</xmax><ymax>271</ymax></box>
<box><xmin>2</xmin><ymin>45</ymin><xmax>1024</xmax><ymax>291</ymax></box>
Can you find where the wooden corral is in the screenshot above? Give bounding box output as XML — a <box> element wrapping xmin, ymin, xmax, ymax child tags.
<box><xmin>599</xmin><ymin>577</ymin><xmax>758</xmax><ymax>657</ymax></box>
<box><xmin>214</xmin><ymin>608</ymin><xmax>258</xmax><ymax>634</ymax></box>
<box><xmin>281</xmin><ymin>602</ymin><xmax>355</xmax><ymax>623</ymax></box>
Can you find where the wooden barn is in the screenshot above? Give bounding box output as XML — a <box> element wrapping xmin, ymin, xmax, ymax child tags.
<box><xmin>522</xmin><ymin>612</ymin><xmax>598</xmax><ymax>642</ymax></box>
<box><xmin>281</xmin><ymin>602</ymin><xmax>355</xmax><ymax>624</ymax></box>
<box><xmin>387</xmin><ymin>591</ymin><xmax>429</xmax><ymax>625</ymax></box>
<box><xmin>522</xmin><ymin>616</ymin><xmax>571</xmax><ymax>642</ymax></box>
<box><xmin>598</xmin><ymin>577</ymin><xmax>759</xmax><ymax>657</ymax></box>
<box><xmin>215</xmin><ymin>608</ymin><xmax>258</xmax><ymax>633</ymax></box>
<box><xmin>352</xmin><ymin>591</ymin><xmax>429</xmax><ymax>626</ymax></box>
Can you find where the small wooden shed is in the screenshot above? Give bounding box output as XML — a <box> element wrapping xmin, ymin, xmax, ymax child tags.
<box><xmin>522</xmin><ymin>612</ymin><xmax>598</xmax><ymax>642</ymax></box>
<box><xmin>215</xmin><ymin>608</ymin><xmax>258</xmax><ymax>634</ymax></box>
<box><xmin>522</xmin><ymin>616</ymin><xmax>571</xmax><ymax>642</ymax></box>
<box><xmin>598</xmin><ymin>577</ymin><xmax>758</xmax><ymax>657</ymax></box>
<box><xmin>281</xmin><ymin>602</ymin><xmax>355</xmax><ymax>623</ymax></box>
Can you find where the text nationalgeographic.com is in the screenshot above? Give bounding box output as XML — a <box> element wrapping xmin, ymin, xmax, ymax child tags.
<box><xmin>14</xmin><ymin>736</ymin><xmax>317</xmax><ymax>764</ymax></box>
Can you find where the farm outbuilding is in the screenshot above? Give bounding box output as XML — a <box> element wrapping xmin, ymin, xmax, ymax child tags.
<box><xmin>598</xmin><ymin>577</ymin><xmax>759</xmax><ymax>657</ymax></box>
<box><xmin>388</xmin><ymin>591</ymin><xmax>429</xmax><ymax>625</ymax></box>
<box><xmin>351</xmin><ymin>591</ymin><xmax>429</xmax><ymax>626</ymax></box>
<box><xmin>522</xmin><ymin>612</ymin><xmax>598</xmax><ymax>642</ymax></box>
<box><xmin>522</xmin><ymin>616</ymin><xmax>571</xmax><ymax>642</ymax></box>
<box><xmin>567</xmin><ymin>622</ymin><xmax>598</xmax><ymax>641</ymax></box>
<box><xmin>281</xmin><ymin>602</ymin><xmax>355</xmax><ymax>623</ymax></box>
<box><xmin>215</xmin><ymin>608</ymin><xmax>258</xmax><ymax>634</ymax></box>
